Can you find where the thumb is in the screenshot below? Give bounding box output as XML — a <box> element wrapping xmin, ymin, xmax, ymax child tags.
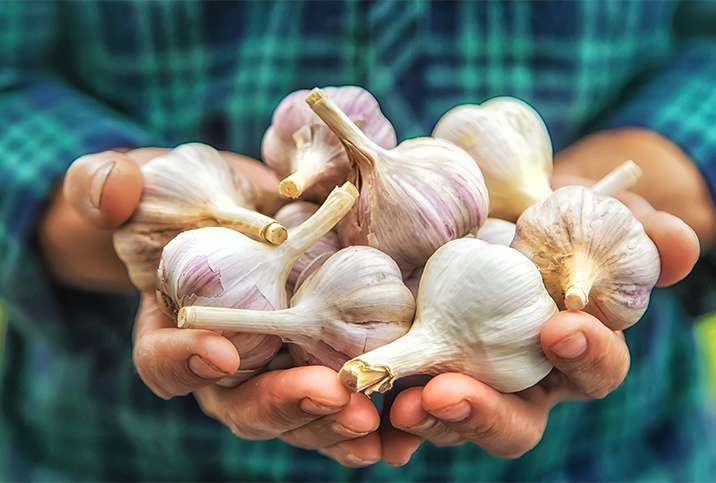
<box><xmin>63</xmin><ymin>150</ymin><xmax>144</xmax><ymax>228</ymax></box>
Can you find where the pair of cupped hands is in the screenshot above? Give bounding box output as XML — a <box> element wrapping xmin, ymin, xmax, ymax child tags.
<box><xmin>39</xmin><ymin>128</ymin><xmax>705</xmax><ymax>467</ymax></box>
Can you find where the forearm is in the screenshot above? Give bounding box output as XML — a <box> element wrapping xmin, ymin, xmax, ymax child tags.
<box><xmin>552</xmin><ymin>127</ymin><xmax>716</xmax><ymax>250</ymax></box>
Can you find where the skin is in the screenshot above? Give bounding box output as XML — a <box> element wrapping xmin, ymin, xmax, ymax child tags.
<box><xmin>36</xmin><ymin>127</ymin><xmax>710</xmax><ymax>467</ymax></box>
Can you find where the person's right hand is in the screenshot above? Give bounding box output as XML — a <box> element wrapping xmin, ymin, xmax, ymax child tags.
<box><xmin>56</xmin><ymin>147</ymin><xmax>383</xmax><ymax>467</ymax></box>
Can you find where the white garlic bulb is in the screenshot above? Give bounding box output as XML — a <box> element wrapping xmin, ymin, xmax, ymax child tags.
<box><xmin>156</xmin><ymin>182</ymin><xmax>359</xmax><ymax>386</ymax></box>
<box><xmin>510</xmin><ymin>185</ymin><xmax>661</xmax><ymax>331</ymax></box>
<box><xmin>114</xmin><ymin>143</ymin><xmax>287</xmax><ymax>291</ymax></box>
<box><xmin>273</xmin><ymin>201</ymin><xmax>342</xmax><ymax>295</ymax></box>
<box><xmin>177</xmin><ymin>245</ymin><xmax>415</xmax><ymax>371</ymax></box>
<box><xmin>306</xmin><ymin>88</ymin><xmax>490</xmax><ymax>276</ymax></box>
<box><xmin>338</xmin><ymin>238</ymin><xmax>558</xmax><ymax>395</ymax></box>
<box><xmin>432</xmin><ymin>97</ymin><xmax>553</xmax><ymax>222</ymax></box>
<box><xmin>262</xmin><ymin>86</ymin><xmax>397</xmax><ymax>201</ymax></box>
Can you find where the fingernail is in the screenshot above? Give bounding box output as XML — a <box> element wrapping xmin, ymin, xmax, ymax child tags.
<box><xmin>300</xmin><ymin>398</ymin><xmax>341</xmax><ymax>416</ymax></box>
<box><xmin>435</xmin><ymin>400</ymin><xmax>471</xmax><ymax>423</ymax></box>
<box><xmin>407</xmin><ymin>415</ymin><xmax>437</xmax><ymax>432</ymax></box>
<box><xmin>551</xmin><ymin>331</ymin><xmax>588</xmax><ymax>359</ymax></box>
<box><xmin>89</xmin><ymin>160</ymin><xmax>115</xmax><ymax>210</ymax></box>
<box><xmin>330</xmin><ymin>422</ymin><xmax>370</xmax><ymax>438</ymax></box>
<box><xmin>188</xmin><ymin>354</ymin><xmax>228</xmax><ymax>379</ymax></box>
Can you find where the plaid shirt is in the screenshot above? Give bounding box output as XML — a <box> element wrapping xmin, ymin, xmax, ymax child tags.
<box><xmin>1</xmin><ymin>1</ymin><xmax>716</xmax><ymax>481</ymax></box>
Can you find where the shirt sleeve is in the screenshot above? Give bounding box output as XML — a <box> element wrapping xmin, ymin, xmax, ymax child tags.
<box><xmin>601</xmin><ymin>2</ymin><xmax>716</xmax><ymax>203</ymax></box>
<box><xmin>0</xmin><ymin>3</ymin><xmax>162</xmax><ymax>342</ymax></box>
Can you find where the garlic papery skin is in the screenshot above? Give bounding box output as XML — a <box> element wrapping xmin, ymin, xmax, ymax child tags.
<box><xmin>273</xmin><ymin>201</ymin><xmax>342</xmax><ymax>295</ymax></box>
<box><xmin>472</xmin><ymin>218</ymin><xmax>517</xmax><ymax>246</ymax></box>
<box><xmin>156</xmin><ymin>182</ymin><xmax>359</xmax><ymax>386</ymax></box>
<box><xmin>177</xmin><ymin>245</ymin><xmax>415</xmax><ymax>371</ymax></box>
<box><xmin>262</xmin><ymin>86</ymin><xmax>397</xmax><ymax>201</ymax></box>
<box><xmin>338</xmin><ymin>238</ymin><xmax>558</xmax><ymax>395</ymax></box>
<box><xmin>510</xmin><ymin>185</ymin><xmax>661</xmax><ymax>331</ymax></box>
<box><xmin>432</xmin><ymin>97</ymin><xmax>553</xmax><ymax>222</ymax></box>
<box><xmin>306</xmin><ymin>88</ymin><xmax>490</xmax><ymax>276</ymax></box>
<box><xmin>113</xmin><ymin>142</ymin><xmax>287</xmax><ymax>291</ymax></box>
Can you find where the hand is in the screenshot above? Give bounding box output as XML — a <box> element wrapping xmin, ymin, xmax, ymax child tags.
<box><xmin>132</xmin><ymin>293</ymin><xmax>383</xmax><ymax>467</ymax></box>
<box><xmin>379</xmin><ymin>130</ymin><xmax>703</xmax><ymax>466</ymax></box>
<box><xmin>37</xmin><ymin>147</ymin><xmax>282</xmax><ymax>291</ymax></box>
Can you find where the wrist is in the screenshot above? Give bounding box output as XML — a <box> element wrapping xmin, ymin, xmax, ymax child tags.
<box><xmin>553</xmin><ymin>127</ymin><xmax>716</xmax><ymax>249</ymax></box>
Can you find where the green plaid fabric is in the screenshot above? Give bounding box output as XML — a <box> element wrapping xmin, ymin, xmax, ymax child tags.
<box><xmin>1</xmin><ymin>1</ymin><xmax>716</xmax><ymax>481</ymax></box>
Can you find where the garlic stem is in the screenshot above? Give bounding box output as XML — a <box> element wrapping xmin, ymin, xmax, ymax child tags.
<box><xmin>306</xmin><ymin>88</ymin><xmax>379</xmax><ymax>166</ymax></box>
<box><xmin>338</xmin><ymin>331</ymin><xmax>437</xmax><ymax>395</ymax></box>
<box><xmin>565</xmin><ymin>284</ymin><xmax>588</xmax><ymax>311</ymax></box>
<box><xmin>211</xmin><ymin>195</ymin><xmax>288</xmax><ymax>245</ymax></box>
<box><xmin>590</xmin><ymin>160</ymin><xmax>642</xmax><ymax>197</ymax></box>
<box><xmin>339</xmin><ymin>361</ymin><xmax>394</xmax><ymax>395</ymax></box>
<box><xmin>179</xmin><ymin>305</ymin><xmax>317</xmax><ymax>334</ymax></box>
<box><xmin>277</xmin><ymin>181</ymin><xmax>358</xmax><ymax>261</ymax></box>
<box><xmin>279</xmin><ymin>154</ymin><xmax>324</xmax><ymax>198</ymax></box>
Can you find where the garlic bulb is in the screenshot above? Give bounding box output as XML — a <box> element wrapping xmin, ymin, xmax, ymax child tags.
<box><xmin>177</xmin><ymin>245</ymin><xmax>415</xmax><ymax>371</ymax></box>
<box><xmin>273</xmin><ymin>201</ymin><xmax>342</xmax><ymax>295</ymax></box>
<box><xmin>510</xmin><ymin>185</ymin><xmax>661</xmax><ymax>331</ymax></box>
<box><xmin>262</xmin><ymin>86</ymin><xmax>397</xmax><ymax>201</ymax></box>
<box><xmin>338</xmin><ymin>238</ymin><xmax>559</xmax><ymax>395</ymax></box>
<box><xmin>114</xmin><ymin>143</ymin><xmax>287</xmax><ymax>291</ymax></box>
<box><xmin>432</xmin><ymin>97</ymin><xmax>553</xmax><ymax>222</ymax></box>
<box><xmin>306</xmin><ymin>88</ymin><xmax>490</xmax><ymax>276</ymax></box>
<box><xmin>156</xmin><ymin>182</ymin><xmax>359</xmax><ymax>386</ymax></box>
<box><xmin>473</xmin><ymin>218</ymin><xmax>517</xmax><ymax>246</ymax></box>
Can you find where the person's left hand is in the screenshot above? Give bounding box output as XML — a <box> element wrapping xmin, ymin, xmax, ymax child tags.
<box><xmin>378</xmin><ymin>128</ymin><xmax>703</xmax><ymax>466</ymax></box>
<box><xmin>380</xmin><ymin>204</ymin><xmax>698</xmax><ymax>465</ymax></box>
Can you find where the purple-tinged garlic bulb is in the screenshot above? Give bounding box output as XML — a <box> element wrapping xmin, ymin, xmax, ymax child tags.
<box><xmin>273</xmin><ymin>201</ymin><xmax>342</xmax><ymax>295</ymax></box>
<box><xmin>262</xmin><ymin>86</ymin><xmax>397</xmax><ymax>201</ymax></box>
<box><xmin>114</xmin><ymin>143</ymin><xmax>287</xmax><ymax>291</ymax></box>
<box><xmin>306</xmin><ymin>88</ymin><xmax>490</xmax><ymax>276</ymax></box>
<box><xmin>510</xmin><ymin>185</ymin><xmax>661</xmax><ymax>331</ymax></box>
<box><xmin>177</xmin><ymin>245</ymin><xmax>415</xmax><ymax>372</ymax></box>
<box><xmin>156</xmin><ymin>182</ymin><xmax>359</xmax><ymax>386</ymax></box>
<box><xmin>339</xmin><ymin>238</ymin><xmax>558</xmax><ymax>395</ymax></box>
<box><xmin>473</xmin><ymin>218</ymin><xmax>517</xmax><ymax>246</ymax></box>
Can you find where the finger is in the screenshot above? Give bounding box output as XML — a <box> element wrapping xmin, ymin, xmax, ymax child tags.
<box><xmin>63</xmin><ymin>150</ymin><xmax>144</xmax><ymax>228</ymax></box>
<box><xmin>541</xmin><ymin>310</ymin><xmax>630</xmax><ymax>401</ymax></box>
<box><xmin>390</xmin><ymin>386</ymin><xmax>465</xmax><ymax>448</ymax></box>
<box><xmin>640</xmin><ymin>211</ymin><xmax>700</xmax><ymax>286</ymax></box>
<box><xmin>132</xmin><ymin>294</ymin><xmax>240</xmax><ymax>399</ymax></box>
<box><xmin>379</xmin><ymin>383</ymin><xmax>425</xmax><ymax>466</ymax></box>
<box><xmin>317</xmin><ymin>432</ymin><xmax>383</xmax><ymax>468</ymax></box>
<box><xmin>279</xmin><ymin>393</ymin><xmax>379</xmax><ymax>450</ymax></box>
<box><xmin>379</xmin><ymin>419</ymin><xmax>423</xmax><ymax>467</ymax></box>
<box><xmin>194</xmin><ymin>365</ymin><xmax>351</xmax><ymax>441</ymax></box>
<box><xmin>418</xmin><ymin>374</ymin><xmax>548</xmax><ymax>459</ymax></box>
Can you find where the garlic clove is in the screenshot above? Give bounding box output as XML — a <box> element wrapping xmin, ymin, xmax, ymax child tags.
<box><xmin>262</xmin><ymin>86</ymin><xmax>397</xmax><ymax>201</ymax></box>
<box><xmin>156</xmin><ymin>181</ymin><xmax>359</xmax><ymax>385</ymax></box>
<box><xmin>432</xmin><ymin>97</ymin><xmax>553</xmax><ymax>222</ymax></box>
<box><xmin>114</xmin><ymin>142</ymin><xmax>287</xmax><ymax>291</ymax></box>
<box><xmin>177</xmin><ymin>245</ymin><xmax>415</xmax><ymax>371</ymax></box>
<box><xmin>306</xmin><ymin>88</ymin><xmax>490</xmax><ymax>276</ymax></box>
<box><xmin>509</xmin><ymin>184</ymin><xmax>661</xmax><ymax>330</ymax></box>
<box><xmin>338</xmin><ymin>238</ymin><xmax>558</xmax><ymax>395</ymax></box>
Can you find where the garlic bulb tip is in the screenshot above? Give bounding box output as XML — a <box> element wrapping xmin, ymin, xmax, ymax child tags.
<box><xmin>261</xmin><ymin>222</ymin><xmax>288</xmax><ymax>245</ymax></box>
<box><xmin>338</xmin><ymin>361</ymin><xmax>392</xmax><ymax>395</ymax></box>
<box><xmin>565</xmin><ymin>285</ymin><xmax>588</xmax><ymax>311</ymax></box>
<box><xmin>176</xmin><ymin>307</ymin><xmax>195</xmax><ymax>329</ymax></box>
<box><xmin>279</xmin><ymin>179</ymin><xmax>302</xmax><ymax>198</ymax></box>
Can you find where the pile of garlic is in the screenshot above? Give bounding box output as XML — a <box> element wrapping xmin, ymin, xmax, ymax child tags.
<box><xmin>113</xmin><ymin>85</ymin><xmax>661</xmax><ymax>393</ymax></box>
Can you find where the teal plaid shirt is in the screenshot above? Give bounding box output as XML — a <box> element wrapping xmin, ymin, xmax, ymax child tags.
<box><xmin>2</xmin><ymin>1</ymin><xmax>716</xmax><ymax>481</ymax></box>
